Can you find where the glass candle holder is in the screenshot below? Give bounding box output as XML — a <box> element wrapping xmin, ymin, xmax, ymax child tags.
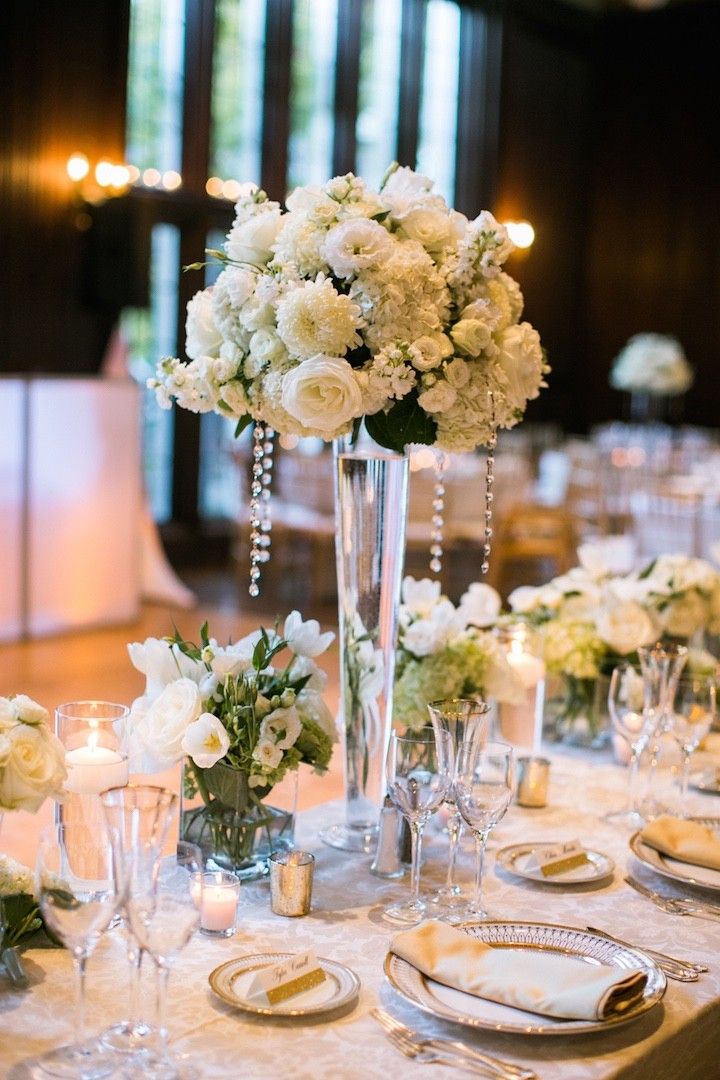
<box><xmin>494</xmin><ymin>624</ymin><xmax>546</xmax><ymax>751</ymax></box>
<box><xmin>516</xmin><ymin>756</ymin><xmax>551</xmax><ymax>808</ymax></box>
<box><xmin>56</xmin><ymin>701</ymin><xmax>130</xmax><ymax>795</ymax></box>
<box><xmin>194</xmin><ymin>870</ymin><xmax>240</xmax><ymax>937</ymax></box>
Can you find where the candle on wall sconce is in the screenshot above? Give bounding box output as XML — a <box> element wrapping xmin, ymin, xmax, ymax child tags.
<box><xmin>504</xmin><ymin>220</ymin><xmax>535</xmax><ymax>250</ymax></box>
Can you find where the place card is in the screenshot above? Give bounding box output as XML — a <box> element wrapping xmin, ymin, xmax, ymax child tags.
<box><xmin>527</xmin><ymin>840</ymin><xmax>590</xmax><ymax>878</ymax></box>
<box><xmin>246</xmin><ymin>951</ymin><xmax>326</xmax><ymax>1005</ymax></box>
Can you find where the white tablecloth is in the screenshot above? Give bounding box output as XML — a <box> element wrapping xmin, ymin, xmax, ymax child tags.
<box><xmin>2</xmin><ymin>752</ymin><xmax>720</xmax><ymax>1080</ymax></box>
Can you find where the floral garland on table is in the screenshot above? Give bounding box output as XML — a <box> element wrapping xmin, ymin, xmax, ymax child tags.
<box><xmin>393</xmin><ymin>577</ymin><xmax>525</xmax><ymax>731</ymax></box>
<box><xmin>149</xmin><ymin>165</ymin><xmax>548</xmax><ymax>591</ymax></box>
<box><xmin>508</xmin><ymin>552</ymin><xmax>720</xmax><ymax>732</ymax></box>
<box><xmin>610</xmin><ymin>333</ymin><xmax>693</xmax><ymax>396</ymax></box>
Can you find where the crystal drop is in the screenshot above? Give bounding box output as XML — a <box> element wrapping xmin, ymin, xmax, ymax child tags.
<box><xmin>250</xmin><ymin>516</ymin><xmax>260</xmax><ymax>529</ymax></box>
<box><xmin>250</xmin><ymin>530</ymin><xmax>261</xmax><ymax>543</ymax></box>
<box><xmin>249</xmin><ymin>583</ymin><xmax>260</xmax><ymax>598</ymax></box>
<box><xmin>481</xmin><ymin>561</ymin><xmax>490</xmax><ymax>575</ymax></box>
<box><xmin>263</xmin><ymin>441</ymin><xmax>273</xmax><ymax>455</ymax></box>
<box><xmin>260</xmin><ymin>488</ymin><xmax>271</xmax><ymax>501</ymax></box>
<box><xmin>250</xmin><ymin>567</ymin><xmax>261</xmax><ymax>581</ymax></box>
<box><xmin>250</xmin><ymin>550</ymin><xmax>261</xmax><ymax>564</ymax></box>
<box><xmin>485</xmin><ymin>527</ymin><xmax>493</xmax><ymax>540</ymax></box>
<box><xmin>430</xmin><ymin>557</ymin><xmax>442</xmax><ymax>573</ymax></box>
<box><xmin>261</xmin><ymin>472</ymin><xmax>271</xmax><ymax>485</ymax></box>
<box><xmin>430</xmin><ymin>543</ymin><xmax>443</xmax><ymax>557</ymax></box>
<box><xmin>432</xmin><ymin>514</ymin><xmax>444</xmax><ymax>528</ymax></box>
<box><xmin>258</xmin><ymin>534</ymin><xmax>271</xmax><ymax>548</ymax></box>
<box><xmin>257</xmin><ymin>549</ymin><xmax>270</xmax><ymax>563</ymax></box>
<box><xmin>262</xmin><ymin>457</ymin><xmax>272</xmax><ymax>471</ymax></box>
<box><xmin>432</xmin><ymin>499</ymin><xmax>444</xmax><ymax>512</ymax></box>
<box><xmin>486</xmin><ymin>492</ymin><xmax>494</xmax><ymax>504</ymax></box>
<box><xmin>251</xmin><ymin>483</ymin><xmax>262</xmax><ymax>498</ymax></box>
<box><xmin>260</xmin><ymin>520</ymin><xmax>272</xmax><ymax>532</ymax></box>
<box><xmin>435</xmin><ymin>483</ymin><xmax>445</xmax><ymax>496</ymax></box>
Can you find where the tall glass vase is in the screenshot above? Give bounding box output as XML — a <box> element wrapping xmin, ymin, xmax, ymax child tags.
<box><xmin>320</xmin><ymin>436</ymin><xmax>409</xmax><ymax>852</ymax></box>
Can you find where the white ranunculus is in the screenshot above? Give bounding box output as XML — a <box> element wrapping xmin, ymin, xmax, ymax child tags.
<box><xmin>595</xmin><ymin>602</ymin><xmax>657</xmax><ymax>655</ymax></box>
<box><xmin>321</xmin><ymin>218</ymin><xmax>392</xmax><ymax>278</ymax></box>
<box><xmin>252</xmin><ymin>738</ymin><xmax>283</xmax><ymax>770</ymax></box>
<box><xmin>283</xmin><ymin>610</ymin><xmax>334</xmax><ymax>658</ymax></box>
<box><xmin>132</xmin><ymin>678</ymin><xmax>202</xmax><ymax>770</ymax></box>
<box><xmin>127</xmin><ymin>637</ymin><xmax>206</xmax><ymax>703</ymax></box>
<box><xmin>281</xmin><ymin>356</ymin><xmax>363</xmax><ymax>433</ymax></box>
<box><xmin>457</xmin><ymin>583</ymin><xmax>501</xmax><ymax>628</ymax></box>
<box><xmin>185</xmin><ymin>288</ymin><xmax>223</xmax><ymax>360</ymax></box>
<box><xmin>296</xmin><ymin>689</ymin><xmax>337</xmax><ymax>741</ymax></box>
<box><xmin>495</xmin><ymin>323</ymin><xmax>544</xmax><ymax>410</ymax></box>
<box><xmin>401</xmin><ymin>576</ymin><xmax>442</xmax><ymax>617</ymax></box>
<box><xmin>399</xmin><ymin>208</ymin><xmax>456</xmax><ymax>252</ymax></box>
<box><xmin>451</xmin><ymin>318</ymin><xmax>493</xmax><ymax>357</ymax></box>
<box><xmin>226</xmin><ymin>207</ymin><xmax>283</xmax><ymax>266</ymax></box>
<box><xmin>0</xmin><ymin>722</ymin><xmax>67</xmax><ymax>813</ymax></box>
<box><xmin>260</xmin><ymin>706</ymin><xmax>301</xmax><ymax>750</ymax></box>
<box><xmin>181</xmin><ymin>713</ymin><xmax>230</xmax><ymax>769</ymax></box>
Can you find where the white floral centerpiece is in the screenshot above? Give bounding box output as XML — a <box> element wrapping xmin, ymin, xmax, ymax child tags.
<box><xmin>509</xmin><ymin>551</ymin><xmax>720</xmax><ymax>737</ymax></box>
<box><xmin>0</xmin><ymin>696</ymin><xmax>67</xmax><ymax>814</ymax></box>
<box><xmin>150</xmin><ymin>164</ymin><xmax>547</xmax><ymax>454</ymax></box>
<box><xmin>610</xmin><ymin>333</ymin><xmax>693</xmax><ymax>397</ymax></box>
<box><xmin>123</xmin><ymin>613</ymin><xmax>335</xmax><ymax>875</ymax></box>
<box><xmin>393</xmin><ymin>577</ymin><xmax>524</xmax><ymax>730</ymax></box>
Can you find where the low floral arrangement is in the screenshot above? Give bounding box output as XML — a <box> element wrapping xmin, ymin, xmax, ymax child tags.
<box><xmin>0</xmin><ymin>695</ymin><xmax>67</xmax><ymax>813</ymax></box>
<box><xmin>509</xmin><ymin>552</ymin><xmax>720</xmax><ymax>730</ymax></box>
<box><xmin>610</xmin><ymin>333</ymin><xmax>693</xmax><ymax>397</ymax></box>
<box><xmin>150</xmin><ymin>164</ymin><xmax>547</xmax><ymax>453</ymax></box>
<box><xmin>393</xmin><ymin>577</ymin><xmax>525</xmax><ymax>730</ymax></box>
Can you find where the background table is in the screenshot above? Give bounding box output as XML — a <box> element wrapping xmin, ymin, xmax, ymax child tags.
<box><xmin>2</xmin><ymin>752</ymin><xmax>720</xmax><ymax>1079</ymax></box>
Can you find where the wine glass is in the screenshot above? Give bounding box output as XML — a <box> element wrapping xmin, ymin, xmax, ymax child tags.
<box><xmin>454</xmin><ymin>740</ymin><xmax>515</xmax><ymax>920</ymax></box>
<box><xmin>426</xmin><ymin>699</ymin><xmax>490</xmax><ymax>911</ymax></box>
<box><xmin>35</xmin><ymin>824</ymin><xmax>120</xmax><ymax>1079</ymax></box>
<box><xmin>383</xmin><ymin>729</ymin><xmax>454</xmax><ymax>925</ymax></box>
<box><xmin>638</xmin><ymin>643</ymin><xmax>689</xmax><ymax>818</ymax></box>
<box><xmin>605</xmin><ymin>663</ymin><xmax>649</xmax><ymax>828</ymax></box>
<box><xmin>669</xmin><ymin>673</ymin><xmax>717</xmax><ymax>813</ymax></box>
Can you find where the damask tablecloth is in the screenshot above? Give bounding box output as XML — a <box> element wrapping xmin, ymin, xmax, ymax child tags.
<box><xmin>2</xmin><ymin>752</ymin><xmax>720</xmax><ymax>1080</ymax></box>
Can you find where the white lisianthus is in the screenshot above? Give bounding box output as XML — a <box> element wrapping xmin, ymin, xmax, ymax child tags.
<box><xmin>275</xmin><ymin>278</ymin><xmax>362</xmax><ymax>360</ymax></box>
<box><xmin>399</xmin><ymin>207</ymin><xmax>457</xmax><ymax>253</ymax></box>
<box><xmin>260</xmin><ymin>706</ymin><xmax>301</xmax><ymax>750</ymax></box>
<box><xmin>595</xmin><ymin>602</ymin><xmax>657</xmax><ymax>655</ymax></box>
<box><xmin>495</xmin><ymin>323</ymin><xmax>545</xmax><ymax>410</ymax></box>
<box><xmin>127</xmin><ymin>637</ymin><xmax>206</xmax><ymax>704</ymax></box>
<box><xmin>417</xmin><ymin>380</ymin><xmax>457</xmax><ymax>413</ymax></box>
<box><xmin>409</xmin><ymin>334</ymin><xmax>451</xmax><ymax>372</ymax></box>
<box><xmin>132</xmin><ymin>678</ymin><xmax>202</xmax><ymax>769</ymax></box>
<box><xmin>281</xmin><ymin>355</ymin><xmax>363</xmax><ymax>433</ymax></box>
<box><xmin>181</xmin><ymin>713</ymin><xmax>230</xmax><ymax>768</ymax></box>
<box><xmin>380</xmin><ymin>165</ymin><xmax>437</xmax><ymax>218</ymax></box>
<box><xmin>401</xmin><ymin>576</ymin><xmax>442</xmax><ymax>618</ymax></box>
<box><xmin>321</xmin><ymin>218</ymin><xmax>392</xmax><ymax>278</ymax></box>
<box><xmin>0</xmin><ymin>721</ymin><xmax>67</xmax><ymax>813</ymax></box>
<box><xmin>457</xmin><ymin>583</ymin><xmax>502</xmax><ymax>628</ymax></box>
<box><xmin>185</xmin><ymin>288</ymin><xmax>223</xmax><ymax>360</ymax></box>
<box><xmin>283</xmin><ymin>610</ymin><xmax>335</xmax><ymax>657</ymax></box>
<box><xmin>252</xmin><ymin>738</ymin><xmax>283</xmax><ymax>770</ymax></box>
<box><xmin>445</xmin><ymin>358</ymin><xmax>471</xmax><ymax>389</ymax></box>
<box><xmin>226</xmin><ymin>207</ymin><xmax>283</xmax><ymax>266</ymax></box>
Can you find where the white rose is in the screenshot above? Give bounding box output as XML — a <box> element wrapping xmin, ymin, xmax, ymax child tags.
<box><xmin>181</xmin><ymin>713</ymin><xmax>230</xmax><ymax>769</ymax></box>
<box><xmin>0</xmin><ymin>698</ymin><xmax>17</xmax><ymax>732</ymax></box>
<box><xmin>132</xmin><ymin>678</ymin><xmax>202</xmax><ymax>769</ymax></box>
<box><xmin>399</xmin><ymin>208</ymin><xmax>456</xmax><ymax>252</ymax></box>
<box><xmin>451</xmin><ymin>318</ymin><xmax>493</xmax><ymax>357</ymax></box>
<box><xmin>185</xmin><ymin>288</ymin><xmax>223</xmax><ymax>360</ymax></box>
<box><xmin>281</xmin><ymin>356</ymin><xmax>363</xmax><ymax>433</ymax></box>
<box><xmin>249</xmin><ymin>328</ymin><xmax>286</xmax><ymax>367</ymax></box>
<box><xmin>321</xmin><ymin>218</ymin><xmax>391</xmax><ymax>278</ymax></box>
<box><xmin>226</xmin><ymin>208</ymin><xmax>283</xmax><ymax>266</ymax></box>
<box><xmin>11</xmin><ymin>695</ymin><xmax>49</xmax><ymax>726</ymax></box>
<box><xmin>260</xmin><ymin>706</ymin><xmax>302</xmax><ymax>750</ymax></box>
<box><xmin>495</xmin><ymin>322</ymin><xmax>544</xmax><ymax>410</ymax></box>
<box><xmin>283</xmin><ymin>610</ymin><xmax>334</xmax><ymax>658</ymax></box>
<box><xmin>417</xmin><ymin>380</ymin><xmax>457</xmax><ymax>414</ymax></box>
<box><xmin>595</xmin><ymin>602</ymin><xmax>657</xmax><ymax>655</ymax></box>
<box><xmin>0</xmin><ymin>722</ymin><xmax>67</xmax><ymax>813</ymax></box>
<box><xmin>457</xmin><ymin>583</ymin><xmax>501</xmax><ymax>628</ymax></box>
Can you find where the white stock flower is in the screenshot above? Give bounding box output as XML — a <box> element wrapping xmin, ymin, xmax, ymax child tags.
<box><xmin>226</xmin><ymin>207</ymin><xmax>283</xmax><ymax>266</ymax></box>
<box><xmin>181</xmin><ymin>713</ymin><xmax>230</xmax><ymax>768</ymax></box>
<box><xmin>283</xmin><ymin>610</ymin><xmax>335</xmax><ymax>657</ymax></box>
<box><xmin>132</xmin><ymin>678</ymin><xmax>203</xmax><ymax>770</ymax></box>
<box><xmin>252</xmin><ymin>738</ymin><xmax>283</xmax><ymax>770</ymax></box>
<box><xmin>275</xmin><ymin>278</ymin><xmax>362</xmax><ymax>360</ymax></box>
<box><xmin>281</xmin><ymin>356</ymin><xmax>363</xmax><ymax>433</ymax></box>
<box><xmin>401</xmin><ymin>577</ymin><xmax>442</xmax><ymax>618</ymax></box>
<box><xmin>321</xmin><ymin>218</ymin><xmax>392</xmax><ymax>278</ymax></box>
<box><xmin>260</xmin><ymin>706</ymin><xmax>301</xmax><ymax>750</ymax></box>
<box><xmin>595</xmin><ymin>602</ymin><xmax>656</xmax><ymax>655</ymax></box>
<box><xmin>185</xmin><ymin>288</ymin><xmax>223</xmax><ymax>360</ymax></box>
<box><xmin>0</xmin><ymin>853</ymin><xmax>35</xmax><ymax>897</ymax></box>
<box><xmin>457</xmin><ymin>583</ymin><xmax>501</xmax><ymax>628</ymax></box>
<box><xmin>0</xmin><ymin>722</ymin><xmax>67</xmax><ymax>813</ymax></box>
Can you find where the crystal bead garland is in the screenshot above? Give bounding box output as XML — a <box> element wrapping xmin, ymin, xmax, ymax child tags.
<box><xmin>248</xmin><ymin>424</ymin><xmax>274</xmax><ymax>598</ymax></box>
<box><xmin>481</xmin><ymin>428</ymin><xmax>498</xmax><ymax>576</ymax></box>
<box><xmin>429</xmin><ymin>451</ymin><xmax>448</xmax><ymax>574</ymax></box>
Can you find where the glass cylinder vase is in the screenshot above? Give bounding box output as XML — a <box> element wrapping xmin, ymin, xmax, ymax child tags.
<box><xmin>320</xmin><ymin>436</ymin><xmax>409</xmax><ymax>852</ymax></box>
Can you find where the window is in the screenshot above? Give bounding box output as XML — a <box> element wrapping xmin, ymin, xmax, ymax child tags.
<box><xmin>356</xmin><ymin>0</ymin><xmax>403</xmax><ymax>187</ymax></box>
<box><xmin>211</xmin><ymin>0</ymin><xmax>266</xmax><ymax>185</ymax></box>
<box><xmin>416</xmin><ymin>0</ymin><xmax>461</xmax><ymax>202</ymax></box>
<box><xmin>288</xmin><ymin>0</ymin><xmax>339</xmax><ymax>189</ymax></box>
<box><xmin>126</xmin><ymin>0</ymin><xmax>186</xmax><ymax>174</ymax></box>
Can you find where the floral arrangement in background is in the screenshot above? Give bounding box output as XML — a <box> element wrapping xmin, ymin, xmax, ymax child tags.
<box><xmin>393</xmin><ymin>577</ymin><xmax>525</xmax><ymax>730</ymax></box>
<box><xmin>0</xmin><ymin>696</ymin><xmax>67</xmax><ymax>813</ymax></box>
<box><xmin>150</xmin><ymin>164</ymin><xmax>548</xmax><ymax>453</ymax></box>
<box><xmin>610</xmin><ymin>333</ymin><xmax>694</xmax><ymax>397</ymax></box>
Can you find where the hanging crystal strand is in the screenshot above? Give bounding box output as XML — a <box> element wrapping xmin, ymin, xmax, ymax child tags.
<box><xmin>481</xmin><ymin>392</ymin><xmax>497</xmax><ymax>576</ymax></box>
<box><xmin>430</xmin><ymin>450</ymin><xmax>448</xmax><ymax>575</ymax></box>
<box><xmin>248</xmin><ymin>424</ymin><xmax>274</xmax><ymax>597</ymax></box>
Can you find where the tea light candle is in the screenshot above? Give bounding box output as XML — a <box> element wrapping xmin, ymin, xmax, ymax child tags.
<box><xmin>196</xmin><ymin>871</ymin><xmax>239</xmax><ymax>937</ymax></box>
<box><xmin>65</xmin><ymin>733</ymin><xmax>129</xmax><ymax>795</ymax></box>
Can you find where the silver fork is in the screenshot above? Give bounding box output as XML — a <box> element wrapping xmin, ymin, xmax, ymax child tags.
<box><xmin>372</xmin><ymin>1008</ymin><xmax>537</xmax><ymax>1080</ymax></box>
<box><xmin>625</xmin><ymin>876</ymin><xmax>720</xmax><ymax>921</ymax></box>
<box><xmin>585</xmin><ymin>925</ymin><xmax>705</xmax><ymax>980</ymax></box>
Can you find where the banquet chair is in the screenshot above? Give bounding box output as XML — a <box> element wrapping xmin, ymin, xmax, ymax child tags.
<box><xmin>489</xmin><ymin>503</ymin><xmax>578</xmax><ymax>598</ymax></box>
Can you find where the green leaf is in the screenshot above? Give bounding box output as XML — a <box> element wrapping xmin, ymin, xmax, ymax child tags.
<box><xmin>365</xmin><ymin>393</ymin><xmax>437</xmax><ymax>452</ymax></box>
<box><xmin>638</xmin><ymin>558</ymin><xmax>657</xmax><ymax>580</ymax></box>
<box><xmin>234</xmin><ymin>414</ymin><xmax>254</xmax><ymax>439</ymax></box>
<box><xmin>199</xmin><ymin>621</ymin><xmax>210</xmax><ymax>649</ymax></box>
<box><xmin>371</xmin><ymin>210</ymin><xmax>390</xmax><ymax>222</ymax></box>
<box><xmin>252</xmin><ymin>636</ymin><xmax>268</xmax><ymax>671</ymax></box>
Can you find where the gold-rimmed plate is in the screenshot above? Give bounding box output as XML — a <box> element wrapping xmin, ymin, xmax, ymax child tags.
<box><xmin>384</xmin><ymin>921</ymin><xmax>665</xmax><ymax>1036</ymax></box>
<box><xmin>209</xmin><ymin>952</ymin><xmax>360</xmax><ymax>1019</ymax></box>
<box><xmin>496</xmin><ymin>843</ymin><xmax>615</xmax><ymax>885</ymax></box>
<box><xmin>629</xmin><ymin>817</ymin><xmax>720</xmax><ymax>893</ymax></box>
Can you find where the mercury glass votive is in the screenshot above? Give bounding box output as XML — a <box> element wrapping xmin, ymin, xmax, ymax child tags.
<box><xmin>516</xmin><ymin>756</ymin><xmax>551</xmax><ymax>808</ymax></box>
<box><xmin>269</xmin><ymin>851</ymin><xmax>315</xmax><ymax>917</ymax></box>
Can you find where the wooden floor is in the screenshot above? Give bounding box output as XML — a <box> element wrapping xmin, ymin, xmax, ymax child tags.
<box><xmin>0</xmin><ymin>575</ymin><xmax>344</xmax><ymax>865</ymax></box>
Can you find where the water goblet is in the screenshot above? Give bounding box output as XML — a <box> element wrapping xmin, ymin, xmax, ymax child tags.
<box><xmin>383</xmin><ymin>729</ymin><xmax>454</xmax><ymax>925</ymax></box>
<box><xmin>35</xmin><ymin>824</ymin><xmax>120</xmax><ymax>1079</ymax></box>
<box><xmin>454</xmin><ymin>740</ymin><xmax>515</xmax><ymax>920</ymax></box>
<box><xmin>669</xmin><ymin>673</ymin><xmax>717</xmax><ymax>813</ymax></box>
<box><xmin>605</xmin><ymin>663</ymin><xmax>649</xmax><ymax>828</ymax></box>
<box><xmin>426</xmin><ymin>699</ymin><xmax>490</xmax><ymax>911</ymax></box>
<box><xmin>638</xmin><ymin>642</ymin><xmax>689</xmax><ymax>817</ymax></box>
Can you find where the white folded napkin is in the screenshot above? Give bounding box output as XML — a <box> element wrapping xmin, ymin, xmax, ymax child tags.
<box><xmin>640</xmin><ymin>815</ymin><xmax>720</xmax><ymax>872</ymax></box>
<box><xmin>390</xmin><ymin>920</ymin><xmax>647</xmax><ymax>1021</ymax></box>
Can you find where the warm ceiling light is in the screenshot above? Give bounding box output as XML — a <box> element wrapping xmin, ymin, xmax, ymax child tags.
<box><xmin>206</xmin><ymin>177</ymin><xmax>223</xmax><ymax>197</ymax></box>
<box><xmin>222</xmin><ymin>179</ymin><xmax>242</xmax><ymax>201</ymax></box>
<box><xmin>95</xmin><ymin>160</ymin><xmax>114</xmax><ymax>187</ymax></box>
<box><xmin>142</xmin><ymin>168</ymin><xmax>161</xmax><ymax>188</ymax></box>
<box><xmin>162</xmin><ymin>170</ymin><xmax>182</xmax><ymax>191</ymax></box>
<box><xmin>66</xmin><ymin>153</ymin><xmax>90</xmax><ymax>182</ymax></box>
<box><xmin>110</xmin><ymin>164</ymin><xmax>130</xmax><ymax>188</ymax></box>
<box><xmin>505</xmin><ymin>220</ymin><xmax>535</xmax><ymax>249</ymax></box>
<box><xmin>126</xmin><ymin>164</ymin><xmax>140</xmax><ymax>184</ymax></box>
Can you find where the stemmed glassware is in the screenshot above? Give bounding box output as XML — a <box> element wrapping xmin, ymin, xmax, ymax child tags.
<box><xmin>638</xmin><ymin>643</ymin><xmax>689</xmax><ymax>819</ymax></box>
<box><xmin>454</xmin><ymin>740</ymin><xmax>515</xmax><ymax>920</ymax></box>
<box><xmin>606</xmin><ymin>663</ymin><xmax>649</xmax><ymax>828</ymax></box>
<box><xmin>383</xmin><ymin>728</ymin><xmax>454</xmax><ymax>925</ymax></box>
<box><xmin>35</xmin><ymin>824</ymin><xmax>120</xmax><ymax>1079</ymax></box>
<box><xmin>426</xmin><ymin>699</ymin><xmax>490</xmax><ymax>911</ymax></box>
<box><xmin>669</xmin><ymin>673</ymin><xmax>717</xmax><ymax>813</ymax></box>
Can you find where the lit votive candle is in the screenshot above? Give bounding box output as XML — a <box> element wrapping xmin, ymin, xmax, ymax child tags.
<box><xmin>64</xmin><ymin>735</ymin><xmax>129</xmax><ymax>795</ymax></box>
<box><xmin>516</xmin><ymin>756</ymin><xmax>551</xmax><ymax>808</ymax></box>
<box><xmin>196</xmin><ymin>871</ymin><xmax>239</xmax><ymax>937</ymax></box>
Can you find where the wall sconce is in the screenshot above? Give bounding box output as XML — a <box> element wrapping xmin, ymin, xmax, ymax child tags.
<box><xmin>66</xmin><ymin>153</ymin><xmax>183</xmax><ymax>204</ymax></box>
<box><xmin>504</xmin><ymin>220</ymin><xmax>535</xmax><ymax>250</ymax></box>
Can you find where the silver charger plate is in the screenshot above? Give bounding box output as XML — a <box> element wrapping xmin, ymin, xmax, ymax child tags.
<box><xmin>629</xmin><ymin>816</ymin><xmax>720</xmax><ymax>893</ymax></box>
<box><xmin>209</xmin><ymin>952</ymin><xmax>360</xmax><ymax>1018</ymax></box>
<box><xmin>496</xmin><ymin>843</ymin><xmax>615</xmax><ymax>885</ymax></box>
<box><xmin>384</xmin><ymin>920</ymin><xmax>665</xmax><ymax>1036</ymax></box>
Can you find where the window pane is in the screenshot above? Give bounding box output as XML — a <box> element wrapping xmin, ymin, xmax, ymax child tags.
<box><xmin>416</xmin><ymin>0</ymin><xmax>461</xmax><ymax>203</ymax></box>
<box><xmin>122</xmin><ymin>224</ymin><xmax>180</xmax><ymax>522</ymax></box>
<box><xmin>126</xmin><ymin>0</ymin><xmax>186</xmax><ymax>174</ymax></box>
<box><xmin>356</xmin><ymin>0</ymin><xmax>402</xmax><ymax>188</ymax></box>
<box><xmin>210</xmin><ymin>0</ymin><xmax>266</xmax><ymax>184</ymax></box>
<box><xmin>288</xmin><ymin>0</ymin><xmax>339</xmax><ymax>190</ymax></box>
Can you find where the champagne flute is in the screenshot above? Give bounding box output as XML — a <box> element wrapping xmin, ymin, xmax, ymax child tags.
<box><xmin>35</xmin><ymin>824</ymin><xmax>120</xmax><ymax>1079</ymax></box>
<box><xmin>605</xmin><ymin>663</ymin><xmax>649</xmax><ymax>827</ymax></box>
<box><xmin>427</xmin><ymin>699</ymin><xmax>490</xmax><ymax>911</ymax></box>
<box><xmin>669</xmin><ymin>673</ymin><xmax>717</xmax><ymax>813</ymax></box>
<box><xmin>454</xmin><ymin>740</ymin><xmax>515</xmax><ymax>920</ymax></box>
<box><xmin>383</xmin><ymin>729</ymin><xmax>454</xmax><ymax>925</ymax></box>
